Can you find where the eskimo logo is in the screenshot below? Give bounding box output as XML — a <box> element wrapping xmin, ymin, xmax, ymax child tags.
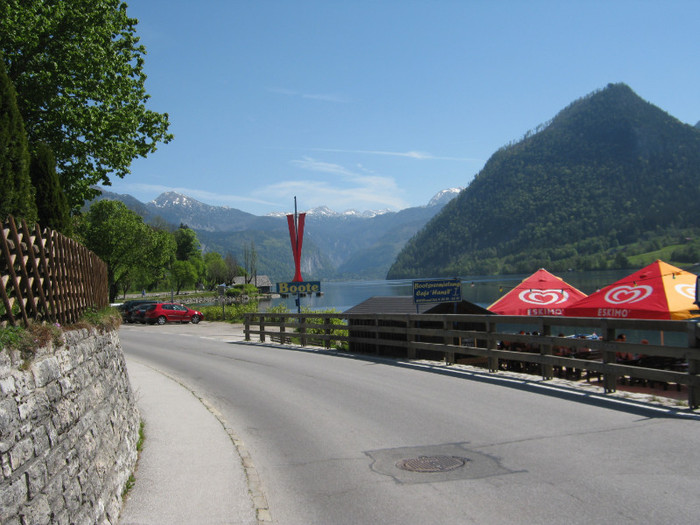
<box><xmin>518</xmin><ymin>289</ymin><xmax>569</xmax><ymax>305</ymax></box>
<box><xmin>604</xmin><ymin>285</ymin><xmax>652</xmax><ymax>305</ymax></box>
<box><xmin>675</xmin><ymin>283</ymin><xmax>695</xmax><ymax>300</ymax></box>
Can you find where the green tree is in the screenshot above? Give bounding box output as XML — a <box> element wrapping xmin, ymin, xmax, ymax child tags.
<box><xmin>170</xmin><ymin>260</ymin><xmax>198</xmax><ymax>295</ymax></box>
<box><xmin>78</xmin><ymin>200</ymin><xmax>154</xmax><ymax>302</ymax></box>
<box><xmin>0</xmin><ymin>53</ymin><xmax>36</xmax><ymax>222</ymax></box>
<box><xmin>174</xmin><ymin>225</ymin><xmax>201</xmax><ymax>261</ymax></box>
<box><xmin>224</xmin><ymin>253</ymin><xmax>242</xmax><ymax>284</ymax></box>
<box><xmin>29</xmin><ymin>143</ymin><xmax>70</xmax><ymax>233</ymax></box>
<box><xmin>204</xmin><ymin>252</ymin><xmax>228</xmax><ymax>289</ymax></box>
<box><xmin>174</xmin><ymin>225</ymin><xmax>204</xmax><ymax>286</ymax></box>
<box><xmin>0</xmin><ymin>0</ymin><xmax>172</xmax><ymax>210</ymax></box>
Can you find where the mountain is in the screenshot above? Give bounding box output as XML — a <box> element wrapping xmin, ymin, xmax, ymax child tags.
<box><xmin>90</xmin><ymin>188</ymin><xmax>459</xmax><ymax>281</ymax></box>
<box><xmin>388</xmin><ymin>83</ymin><xmax>700</xmax><ymax>279</ymax></box>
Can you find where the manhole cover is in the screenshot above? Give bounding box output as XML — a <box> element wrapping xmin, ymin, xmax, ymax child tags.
<box><xmin>396</xmin><ymin>455</ymin><xmax>466</xmax><ymax>473</ymax></box>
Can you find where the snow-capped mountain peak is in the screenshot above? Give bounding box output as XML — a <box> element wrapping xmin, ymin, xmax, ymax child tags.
<box><xmin>428</xmin><ymin>187</ymin><xmax>462</xmax><ymax>207</ymax></box>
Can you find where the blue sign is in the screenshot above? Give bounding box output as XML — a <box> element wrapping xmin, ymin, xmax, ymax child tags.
<box><xmin>276</xmin><ymin>281</ymin><xmax>321</xmax><ymax>294</ymax></box>
<box><xmin>413</xmin><ymin>279</ymin><xmax>462</xmax><ymax>304</ymax></box>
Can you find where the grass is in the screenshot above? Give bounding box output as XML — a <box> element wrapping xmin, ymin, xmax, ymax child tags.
<box><xmin>122</xmin><ymin>420</ymin><xmax>146</xmax><ymax>498</ymax></box>
<box><xmin>0</xmin><ymin>306</ymin><xmax>121</xmax><ymax>368</ymax></box>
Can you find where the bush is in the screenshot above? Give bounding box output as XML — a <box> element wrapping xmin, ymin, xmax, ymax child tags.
<box><xmin>0</xmin><ymin>306</ymin><xmax>118</xmax><ymax>367</ymax></box>
<box><xmin>200</xmin><ymin>301</ymin><xmax>260</xmax><ymax>322</ymax></box>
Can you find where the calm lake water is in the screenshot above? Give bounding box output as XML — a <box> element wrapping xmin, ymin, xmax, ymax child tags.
<box><xmin>261</xmin><ymin>268</ymin><xmax>700</xmax><ymax>346</ymax></box>
<box><xmin>264</xmin><ymin>269</ymin><xmax>640</xmax><ymax>313</ymax></box>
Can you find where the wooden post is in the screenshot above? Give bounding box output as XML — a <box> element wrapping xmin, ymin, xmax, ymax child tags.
<box><xmin>688</xmin><ymin>323</ymin><xmax>699</xmax><ymax>409</ymax></box>
<box><xmin>444</xmin><ymin>316</ymin><xmax>454</xmax><ymax>365</ymax></box>
<box><xmin>540</xmin><ymin>320</ymin><xmax>553</xmax><ymax>380</ymax></box>
<box><xmin>602</xmin><ymin>321</ymin><xmax>617</xmax><ymax>393</ymax></box>
<box><xmin>299</xmin><ymin>315</ymin><xmax>307</xmax><ymax>347</ymax></box>
<box><xmin>280</xmin><ymin>315</ymin><xmax>286</xmax><ymax>344</ymax></box>
<box><xmin>487</xmin><ymin>320</ymin><xmax>499</xmax><ymax>372</ymax></box>
<box><xmin>407</xmin><ymin>316</ymin><xmax>416</xmax><ymax>359</ymax></box>
<box><xmin>259</xmin><ymin>314</ymin><xmax>266</xmax><ymax>343</ymax></box>
<box><xmin>244</xmin><ymin>314</ymin><xmax>251</xmax><ymax>341</ymax></box>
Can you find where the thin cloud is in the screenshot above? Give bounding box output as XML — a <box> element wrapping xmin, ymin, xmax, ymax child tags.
<box><xmin>99</xmin><ymin>183</ymin><xmax>275</xmax><ymax>207</ymax></box>
<box><xmin>267</xmin><ymin>87</ymin><xmax>349</xmax><ymax>104</ymax></box>
<box><xmin>253</xmin><ymin>156</ymin><xmax>409</xmax><ymax>211</ymax></box>
<box><xmin>310</xmin><ymin>147</ymin><xmax>481</xmax><ymax>162</ymax></box>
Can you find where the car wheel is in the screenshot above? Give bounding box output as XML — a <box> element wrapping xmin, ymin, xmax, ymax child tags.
<box><xmin>191</xmin><ymin>315</ymin><xmax>200</xmax><ymax>324</ymax></box>
<box><xmin>157</xmin><ymin>316</ymin><xmax>167</xmax><ymax>325</ymax></box>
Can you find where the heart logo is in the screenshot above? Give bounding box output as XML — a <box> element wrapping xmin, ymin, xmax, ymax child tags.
<box><xmin>604</xmin><ymin>285</ymin><xmax>652</xmax><ymax>305</ymax></box>
<box><xmin>518</xmin><ymin>289</ymin><xmax>569</xmax><ymax>305</ymax></box>
<box><xmin>675</xmin><ymin>283</ymin><xmax>695</xmax><ymax>300</ymax></box>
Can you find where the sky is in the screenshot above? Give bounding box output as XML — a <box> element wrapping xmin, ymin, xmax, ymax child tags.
<box><xmin>102</xmin><ymin>0</ymin><xmax>700</xmax><ymax>216</ymax></box>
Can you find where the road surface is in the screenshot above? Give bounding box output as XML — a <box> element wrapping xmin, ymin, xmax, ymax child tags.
<box><xmin>120</xmin><ymin>323</ymin><xmax>700</xmax><ymax>524</ymax></box>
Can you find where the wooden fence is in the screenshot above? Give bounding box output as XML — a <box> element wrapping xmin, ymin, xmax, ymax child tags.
<box><xmin>1</xmin><ymin>215</ymin><xmax>108</xmax><ymax>327</ymax></box>
<box><xmin>244</xmin><ymin>312</ymin><xmax>700</xmax><ymax>409</ymax></box>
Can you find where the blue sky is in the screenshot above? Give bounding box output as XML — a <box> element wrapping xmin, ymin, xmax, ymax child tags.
<box><xmin>104</xmin><ymin>0</ymin><xmax>700</xmax><ymax>215</ymax></box>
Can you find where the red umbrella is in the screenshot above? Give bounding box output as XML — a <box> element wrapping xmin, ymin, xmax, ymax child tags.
<box><xmin>489</xmin><ymin>269</ymin><xmax>587</xmax><ymax>315</ymax></box>
<box><xmin>563</xmin><ymin>260</ymin><xmax>699</xmax><ymax>320</ymax></box>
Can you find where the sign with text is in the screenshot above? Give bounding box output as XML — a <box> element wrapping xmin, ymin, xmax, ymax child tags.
<box><xmin>413</xmin><ymin>279</ymin><xmax>462</xmax><ymax>304</ymax></box>
<box><xmin>276</xmin><ymin>281</ymin><xmax>321</xmax><ymax>294</ymax></box>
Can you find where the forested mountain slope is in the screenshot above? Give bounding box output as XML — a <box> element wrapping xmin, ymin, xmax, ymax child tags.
<box><xmin>388</xmin><ymin>83</ymin><xmax>700</xmax><ymax>278</ymax></box>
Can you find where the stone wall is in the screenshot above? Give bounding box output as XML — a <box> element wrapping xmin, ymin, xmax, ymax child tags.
<box><xmin>0</xmin><ymin>328</ymin><xmax>139</xmax><ymax>525</ymax></box>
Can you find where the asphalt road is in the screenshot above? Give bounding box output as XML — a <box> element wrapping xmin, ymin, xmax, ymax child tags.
<box><xmin>120</xmin><ymin>323</ymin><xmax>700</xmax><ymax>524</ymax></box>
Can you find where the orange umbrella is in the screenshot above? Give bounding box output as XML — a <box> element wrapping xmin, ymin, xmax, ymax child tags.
<box><xmin>489</xmin><ymin>268</ymin><xmax>587</xmax><ymax>316</ymax></box>
<box><xmin>564</xmin><ymin>260</ymin><xmax>699</xmax><ymax>320</ymax></box>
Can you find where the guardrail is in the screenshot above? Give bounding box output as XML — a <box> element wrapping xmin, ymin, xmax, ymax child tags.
<box><xmin>244</xmin><ymin>312</ymin><xmax>700</xmax><ymax>409</ymax></box>
<box><xmin>1</xmin><ymin>215</ymin><xmax>108</xmax><ymax>327</ymax></box>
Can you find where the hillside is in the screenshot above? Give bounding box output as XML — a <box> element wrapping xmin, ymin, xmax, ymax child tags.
<box><xmin>90</xmin><ymin>188</ymin><xmax>459</xmax><ymax>281</ymax></box>
<box><xmin>388</xmin><ymin>83</ymin><xmax>700</xmax><ymax>279</ymax></box>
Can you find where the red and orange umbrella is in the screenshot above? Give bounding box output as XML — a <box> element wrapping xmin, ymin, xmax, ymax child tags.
<box><xmin>489</xmin><ymin>268</ymin><xmax>587</xmax><ymax>316</ymax></box>
<box><xmin>564</xmin><ymin>260</ymin><xmax>699</xmax><ymax>320</ymax></box>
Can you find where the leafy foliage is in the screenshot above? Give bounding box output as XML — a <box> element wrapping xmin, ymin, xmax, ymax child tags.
<box><xmin>29</xmin><ymin>142</ymin><xmax>71</xmax><ymax>233</ymax></box>
<box><xmin>77</xmin><ymin>200</ymin><xmax>176</xmax><ymax>301</ymax></box>
<box><xmin>0</xmin><ymin>53</ymin><xmax>36</xmax><ymax>223</ymax></box>
<box><xmin>388</xmin><ymin>84</ymin><xmax>700</xmax><ymax>278</ymax></box>
<box><xmin>0</xmin><ymin>0</ymin><xmax>172</xmax><ymax>210</ymax></box>
<box><xmin>200</xmin><ymin>301</ymin><xmax>260</xmax><ymax>322</ymax></box>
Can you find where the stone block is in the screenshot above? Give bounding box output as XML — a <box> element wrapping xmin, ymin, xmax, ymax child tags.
<box><xmin>0</xmin><ymin>398</ymin><xmax>19</xmax><ymax>439</ymax></box>
<box><xmin>32</xmin><ymin>357</ymin><xmax>60</xmax><ymax>388</ymax></box>
<box><xmin>0</xmin><ymin>375</ymin><xmax>16</xmax><ymax>395</ymax></box>
<box><xmin>9</xmin><ymin>437</ymin><xmax>33</xmax><ymax>471</ymax></box>
<box><xmin>0</xmin><ymin>476</ymin><xmax>27</xmax><ymax>517</ymax></box>
<box><xmin>20</xmin><ymin>493</ymin><xmax>51</xmax><ymax>525</ymax></box>
<box><xmin>25</xmin><ymin>459</ymin><xmax>48</xmax><ymax>499</ymax></box>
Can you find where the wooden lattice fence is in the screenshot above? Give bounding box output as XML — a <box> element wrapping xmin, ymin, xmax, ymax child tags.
<box><xmin>1</xmin><ymin>215</ymin><xmax>108</xmax><ymax>327</ymax></box>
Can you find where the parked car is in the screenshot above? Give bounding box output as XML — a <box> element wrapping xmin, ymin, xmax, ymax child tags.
<box><xmin>132</xmin><ymin>302</ymin><xmax>157</xmax><ymax>324</ymax></box>
<box><xmin>142</xmin><ymin>303</ymin><xmax>204</xmax><ymax>325</ymax></box>
<box><xmin>119</xmin><ymin>300</ymin><xmax>157</xmax><ymax>323</ymax></box>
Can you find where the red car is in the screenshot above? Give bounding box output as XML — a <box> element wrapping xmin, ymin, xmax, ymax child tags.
<box><xmin>142</xmin><ymin>302</ymin><xmax>204</xmax><ymax>325</ymax></box>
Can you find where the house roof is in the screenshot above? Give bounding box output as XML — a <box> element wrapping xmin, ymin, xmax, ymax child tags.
<box><xmin>343</xmin><ymin>296</ymin><xmax>492</xmax><ymax>315</ymax></box>
<box><xmin>232</xmin><ymin>275</ymin><xmax>272</xmax><ymax>287</ymax></box>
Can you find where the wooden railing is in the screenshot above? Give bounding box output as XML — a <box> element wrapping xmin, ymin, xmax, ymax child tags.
<box><xmin>244</xmin><ymin>312</ymin><xmax>700</xmax><ymax>409</ymax></box>
<box><xmin>1</xmin><ymin>216</ymin><xmax>108</xmax><ymax>327</ymax></box>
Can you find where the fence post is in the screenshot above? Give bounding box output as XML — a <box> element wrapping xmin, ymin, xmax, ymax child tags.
<box><xmin>601</xmin><ymin>321</ymin><xmax>617</xmax><ymax>393</ymax></box>
<box><xmin>280</xmin><ymin>314</ymin><xmax>286</xmax><ymax>344</ymax></box>
<box><xmin>260</xmin><ymin>314</ymin><xmax>266</xmax><ymax>343</ymax></box>
<box><xmin>324</xmin><ymin>314</ymin><xmax>331</xmax><ymax>349</ymax></box>
<box><xmin>299</xmin><ymin>315</ymin><xmax>307</xmax><ymax>346</ymax></box>
<box><xmin>487</xmin><ymin>320</ymin><xmax>499</xmax><ymax>372</ymax></box>
<box><xmin>688</xmin><ymin>322</ymin><xmax>699</xmax><ymax>409</ymax></box>
<box><xmin>407</xmin><ymin>316</ymin><xmax>416</xmax><ymax>359</ymax></box>
<box><xmin>444</xmin><ymin>316</ymin><xmax>454</xmax><ymax>365</ymax></box>
<box><xmin>540</xmin><ymin>319</ymin><xmax>553</xmax><ymax>380</ymax></box>
<box><xmin>244</xmin><ymin>314</ymin><xmax>251</xmax><ymax>341</ymax></box>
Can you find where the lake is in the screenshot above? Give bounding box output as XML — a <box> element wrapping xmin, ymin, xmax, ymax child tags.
<box><xmin>261</xmin><ymin>268</ymin><xmax>696</xmax><ymax>346</ymax></box>
<box><xmin>263</xmin><ymin>269</ymin><xmax>639</xmax><ymax>313</ymax></box>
